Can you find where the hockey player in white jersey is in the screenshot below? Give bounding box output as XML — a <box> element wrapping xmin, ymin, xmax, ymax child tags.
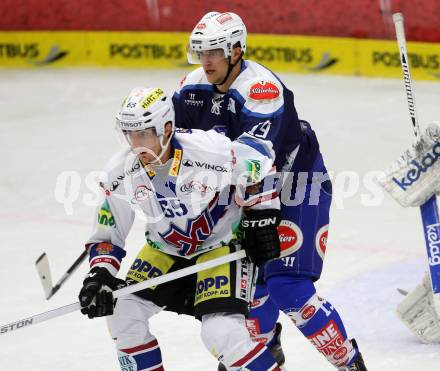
<box><xmin>173</xmin><ymin>11</ymin><xmax>367</xmax><ymax>371</ymax></box>
<box><xmin>78</xmin><ymin>86</ymin><xmax>285</xmax><ymax>370</ymax></box>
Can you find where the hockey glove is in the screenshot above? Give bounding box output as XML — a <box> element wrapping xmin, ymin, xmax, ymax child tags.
<box><xmin>78</xmin><ymin>267</ymin><xmax>126</xmax><ymax>319</ymax></box>
<box><xmin>240</xmin><ymin>209</ymin><xmax>281</xmax><ymax>266</ymax></box>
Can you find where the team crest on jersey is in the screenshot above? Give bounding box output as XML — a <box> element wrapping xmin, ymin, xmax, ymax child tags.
<box><xmin>248</xmin><ymin>80</ymin><xmax>280</xmax><ymax>101</ymax></box>
<box><xmin>95</xmin><ymin>242</ymin><xmax>114</xmax><ymax>255</ymax></box>
<box><xmin>277</xmin><ymin>220</ymin><xmax>303</xmax><ymax>256</ymax></box>
<box><xmin>159</xmin><ymin>208</ymin><xmax>215</xmax><ymax>256</ymax></box>
<box><xmin>315</xmin><ymin>224</ymin><xmax>328</xmax><ymax>260</ymax></box>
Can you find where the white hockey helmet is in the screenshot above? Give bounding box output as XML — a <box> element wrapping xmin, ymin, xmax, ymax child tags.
<box><xmin>187</xmin><ymin>12</ymin><xmax>247</xmax><ymax>64</ymax></box>
<box><xmin>116</xmin><ymin>87</ymin><xmax>174</xmax><ymax>136</ymax></box>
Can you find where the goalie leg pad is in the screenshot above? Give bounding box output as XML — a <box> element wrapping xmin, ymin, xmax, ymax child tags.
<box><xmin>396</xmin><ymin>273</ymin><xmax>440</xmax><ymax>343</ymax></box>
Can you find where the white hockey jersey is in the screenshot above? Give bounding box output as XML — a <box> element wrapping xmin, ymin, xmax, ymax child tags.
<box><xmin>86</xmin><ymin>129</ymin><xmax>278</xmax><ymax>274</ymax></box>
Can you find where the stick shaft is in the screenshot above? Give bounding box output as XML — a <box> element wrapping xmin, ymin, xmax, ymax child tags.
<box><xmin>1</xmin><ymin>249</ymin><xmax>246</xmax><ymax>335</ymax></box>
<box><xmin>392</xmin><ymin>12</ymin><xmax>421</xmax><ymax>139</ymax></box>
<box><xmin>48</xmin><ymin>250</ymin><xmax>88</xmax><ymax>299</ymax></box>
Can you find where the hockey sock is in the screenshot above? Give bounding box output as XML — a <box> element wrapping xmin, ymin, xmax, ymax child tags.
<box><xmin>247</xmin><ymin>281</ymin><xmax>280</xmax><ymax>346</ymax></box>
<box><xmin>267</xmin><ymin>275</ymin><xmax>358</xmax><ymax>368</ymax></box>
<box><xmin>118</xmin><ymin>338</ymin><xmax>164</xmax><ymax>371</ymax></box>
<box><xmin>202</xmin><ymin>313</ymin><xmax>280</xmax><ymax>370</ymax></box>
<box><xmin>229</xmin><ymin>342</ymin><xmax>281</xmax><ymax>371</ymax></box>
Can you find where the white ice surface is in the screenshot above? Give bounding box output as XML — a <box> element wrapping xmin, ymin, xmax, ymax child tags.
<box><xmin>0</xmin><ymin>68</ymin><xmax>440</xmax><ymax>370</ymax></box>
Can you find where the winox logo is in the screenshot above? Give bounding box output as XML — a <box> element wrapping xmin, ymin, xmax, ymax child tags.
<box><xmin>182</xmin><ymin>159</ymin><xmax>229</xmax><ymax>172</ymax></box>
<box><xmin>392</xmin><ymin>141</ymin><xmax>440</xmax><ymax>191</ymax></box>
<box><xmin>426</xmin><ymin>223</ymin><xmax>440</xmax><ymax>266</ymax></box>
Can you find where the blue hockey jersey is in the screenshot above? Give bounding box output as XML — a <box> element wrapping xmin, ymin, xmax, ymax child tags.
<box><xmin>173</xmin><ymin>60</ymin><xmax>320</xmax><ymax>173</ymax></box>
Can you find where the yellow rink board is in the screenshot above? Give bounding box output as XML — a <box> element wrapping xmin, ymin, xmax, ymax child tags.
<box><xmin>0</xmin><ymin>31</ymin><xmax>439</xmax><ymax>80</ymax></box>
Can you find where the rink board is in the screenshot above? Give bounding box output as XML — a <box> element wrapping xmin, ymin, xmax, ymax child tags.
<box><xmin>0</xmin><ymin>31</ymin><xmax>439</xmax><ymax>80</ymax></box>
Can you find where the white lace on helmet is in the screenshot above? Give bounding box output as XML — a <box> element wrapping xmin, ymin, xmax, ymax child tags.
<box><xmin>116</xmin><ymin>87</ymin><xmax>174</xmax><ymax>135</ymax></box>
<box><xmin>187</xmin><ymin>12</ymin><xmax>247</xmax><ymax>64</ymax></box>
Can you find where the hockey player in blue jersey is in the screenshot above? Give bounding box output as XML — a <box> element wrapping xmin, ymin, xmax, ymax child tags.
<box><xmin>173</xmin><ymin>11</ymin><xmax>368</xmax><ymax>371</ymax></box>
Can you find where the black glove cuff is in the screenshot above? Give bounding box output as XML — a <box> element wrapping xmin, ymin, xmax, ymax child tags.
<box><xmin>85</xmin><ymin>267</ymin><xmax>126</xmax><ymax>291</ymax></box>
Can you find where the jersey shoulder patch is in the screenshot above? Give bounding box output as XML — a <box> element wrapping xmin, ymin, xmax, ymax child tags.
<box><xmin>240</xmin><ymin>78</ymin><xmax>284</xmax><ymax>116</ymax></box>
<box><xmin>231</xmin><ymin>61</ymin><xmax>284</xmax><ymax>116</ymax></box>
<box><xmin>248</xmin><ymin>80</ymin><xmax>281</xmax><ymax>102</ymax></box>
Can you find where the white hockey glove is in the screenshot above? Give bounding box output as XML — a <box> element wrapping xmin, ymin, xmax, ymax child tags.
<box><xmin>377</xmin><ymin>122</ymin><xmax>440</xmax><ymax>207</ymax></box>
<box><xmin>396</xmin><ymin>273</ymin><xmax>440</xmax><ymax>343</ymax></box>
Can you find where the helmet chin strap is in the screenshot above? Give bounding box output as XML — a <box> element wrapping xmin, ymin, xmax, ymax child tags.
<box><xmin>149</xmin><ymin>131</ymin><xmax>174</xmax><ymax>165</ymax></box>
<box><xmin>214</xmin><ymin>52</ymin><xmax>243</xmax><ymax>88</ymax></box>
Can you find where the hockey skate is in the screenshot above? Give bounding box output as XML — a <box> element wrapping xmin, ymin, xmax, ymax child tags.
<box><xmin>338</xmin><ymin>339</ymin><xmax>367</xmax><ymax>371</ymax></box>
<box><xmin>217</xmin><ymin>322</ymin><xmax>286</xmax><ymax>371</ymax></box>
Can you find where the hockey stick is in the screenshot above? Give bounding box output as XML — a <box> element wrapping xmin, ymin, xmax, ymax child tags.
<box><xmin>393</xmin><ymin>12</ymin><xmax>440</xmax><ymax>315</ymax></box>
<box><xmin>35</xmin><ymin>250</ymin><xmax>88</xmax><ymax>300</ymax></box>
<box><xmin>1</xmin><ymin>249</ymin><xmax>247</xmax><ymax>336</ymax></box>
